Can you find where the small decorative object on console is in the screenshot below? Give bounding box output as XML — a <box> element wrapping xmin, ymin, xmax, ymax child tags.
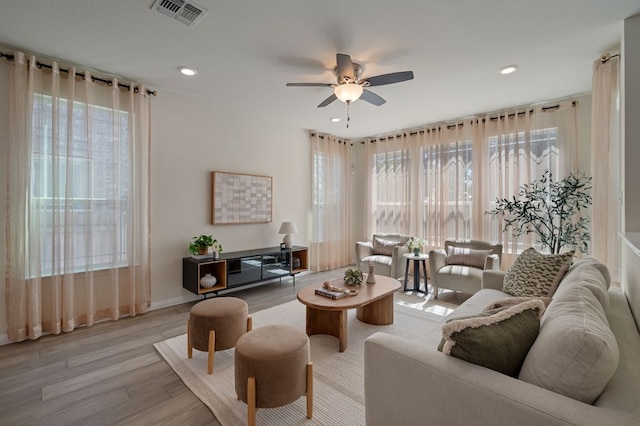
<box><xmin>200</xmin><ymin>273</ymin><xmax>218</xmax><ymax>288</ymax></box>
<box><xmin>343</xmin><ymin>268</ymin><xmax>364</xmax><ymax>286</ymax></box>
<box><xmin>189</xmin><ymin>235</ymin><xmax>223</xmax><ymax>257</ymax></box>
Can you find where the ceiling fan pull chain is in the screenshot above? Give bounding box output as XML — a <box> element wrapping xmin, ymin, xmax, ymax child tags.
<box><xmin>346</xmin><ymin>101</ymin><xmax>351</xmax><ymax>128</ymax></box>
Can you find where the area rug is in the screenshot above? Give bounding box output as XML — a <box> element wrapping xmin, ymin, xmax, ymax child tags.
<box><xmin>154</xmin><ymin>292</ymin><xmax>447</xmax><ymax>426</ymax></box>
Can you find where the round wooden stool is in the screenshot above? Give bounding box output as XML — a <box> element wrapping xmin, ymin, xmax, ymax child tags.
<box><xmin>234</xmin><ymin>325</ymin><xmax>313</xmax><ymax>426</ymax></box>
<box><xmin>187</xmin><ymin>297</ymin><xmax>252</xmax><ymax>374</ymax></box>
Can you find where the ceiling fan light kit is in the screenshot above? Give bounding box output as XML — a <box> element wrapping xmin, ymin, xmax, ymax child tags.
<box><xmin>334</xmin><ymin>83</ymin><xmax>363</xmax><ymax>103</ymax></box>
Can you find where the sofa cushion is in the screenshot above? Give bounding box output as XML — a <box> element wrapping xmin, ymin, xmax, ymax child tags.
<box><xmin>446</xmin><ymin>247</ymin><xmax>492</xmax><ymax>269</ymax></box>
<box><xmin>519</xmin><ymin>285</ymin><xmax>619</xmax><ymax>404</ymax></box>
<box><xmin>562</xmin><ymin>258</ymin><xmax>611</xmax><ymax>290</ymax></box>
<box><xmin>553</xmin><ymin>264</ymin><xmax>610</xmax><ymax>310</ymax></box>
<box><xmin>438</xmin><ymin>299</ymin><xmax>545</xmax><ymax>377</ymax></box>
<box><xmin>372</xmin><ymin>236</ymin><xmax>405</xmax><ymax>256</ymax></box>
<box><xmin>502</xmin><ymin>248</ymin><xmax>574</xmax><ymax>297</ymax></box>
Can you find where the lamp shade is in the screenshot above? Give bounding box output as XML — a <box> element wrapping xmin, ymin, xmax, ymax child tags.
<box><xmin>279</xmin><ymin>221</ymin><xmax>298</xmax><ymax>235</ymax></box>
<box><xmin>334</xmin><ymin>83</ymin><xmax>363</xmax><ymax>103</ymax></box>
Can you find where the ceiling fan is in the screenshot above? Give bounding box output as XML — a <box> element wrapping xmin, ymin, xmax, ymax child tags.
<box><xmin>286</xmin><ymin>53</ymin><xmax>414</xmax><ymax>108</ymax></box>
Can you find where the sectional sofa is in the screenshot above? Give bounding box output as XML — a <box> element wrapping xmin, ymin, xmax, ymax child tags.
<box><xmin>364</xmin><ymin>258</ymin><xmax>640</xmax><ymax>425</ymax></box>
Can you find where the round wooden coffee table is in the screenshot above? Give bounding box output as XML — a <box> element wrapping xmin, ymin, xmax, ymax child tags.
<box><xmin>296</xmin><ymin>275</ymin><xmax>401</xmax><ymax>352</ymax></box>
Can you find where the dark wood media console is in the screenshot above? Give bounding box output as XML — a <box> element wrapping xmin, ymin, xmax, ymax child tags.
<box><xmin>183</xmin><ymin>246</ymin><xmax>308</xmax><ymax>297</ymax></box>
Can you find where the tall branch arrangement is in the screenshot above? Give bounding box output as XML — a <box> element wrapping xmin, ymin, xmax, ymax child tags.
<box><xmin>487</xmin><ymin>170</ymin><xmax>592</xmax><ymax>254</ymax></box>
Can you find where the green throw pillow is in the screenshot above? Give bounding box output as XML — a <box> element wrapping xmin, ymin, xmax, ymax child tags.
<box><xmin>502</xmin><ymin>248</ymin><xmax>574</xmax><ymax>297</ymax></box>
<box><xmin>437</xmin><ymin>299</ymin><xmax>545</xmax><ymax>377</ymax></box>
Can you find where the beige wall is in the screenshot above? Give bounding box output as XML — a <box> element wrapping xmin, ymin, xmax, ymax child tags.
<box><xmin>623</xmin><ymin>14</ymin><xmax>640</xmax><ymax>232</ymax></box>
<box><xmin>0</xmin><ymin>56</ymin><xmax>8</xmax><ymax>341</ymax></box>
<box><xmin>149</xmin><ymin>90</ymin><xmax>310</xmax><ymax>307</ymax></box>
<box><xmin>621</xmin><ymin>14</ymin><xmax>640</xmax><ymax>327</ymax></box>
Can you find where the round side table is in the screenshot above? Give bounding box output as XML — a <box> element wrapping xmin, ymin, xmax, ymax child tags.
<box><xmin>403</xmin><ymin>253</ymin><xmax>429</xmax><ymax>294</ymax></box>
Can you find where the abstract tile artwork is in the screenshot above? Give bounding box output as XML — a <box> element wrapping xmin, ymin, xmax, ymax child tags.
<box><xmin>211</xmin><ymin>171</ymin><xmax>272</xmax><ymax>224</ymax></box>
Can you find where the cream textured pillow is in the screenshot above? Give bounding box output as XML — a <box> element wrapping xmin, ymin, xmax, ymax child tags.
<box><xmin>502</xmin><ymin>248</ymin><xmax>574</xmax><ymax>297</ymax></box>
<box><xmin>519</xmin><ymin>286</ymin><xmax>619</xmax><ymax>404</ymax></box>
<box><xmin>437</xmin><ymin>299</ymin><xmax>545</xmax><ymax>377</ymax></box>
<box><xmin>446</xmin><ymin>247</ymin><xmax>492</xmax><ymax>269</ymax></box>
<box><xmin>372</xmin><ymin>236</ymin><xmax>404</xmax><ymax>256</ymax></box>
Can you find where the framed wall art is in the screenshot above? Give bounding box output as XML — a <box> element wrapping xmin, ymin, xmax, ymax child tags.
<box><xmin>211</xmin><ymin>171</ymin><xmax>273</xmax><ymax>224</ymax></box>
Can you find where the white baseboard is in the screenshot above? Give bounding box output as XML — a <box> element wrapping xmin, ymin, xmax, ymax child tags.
<box><xmin>149</xmin><ymin>293</ymin><xmax>200</xmax><ymax>311</ymax></box>
<box><xmin>0</xmin><ymin>334</ymin><xmax>10</xmax><ymax>346</ymax></box>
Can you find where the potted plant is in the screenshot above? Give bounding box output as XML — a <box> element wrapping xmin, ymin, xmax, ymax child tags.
<box><xmin>407</xmin><ymin>237</ymin><xmax>425</xmax><ymax>256</ymax></box>
<box><xmin>486</xmin><ymin>170</ymin><xmax>592</xmax><ymax>254</ymax></box>
<box><xmin>343</xmin><ymin>268</ymin><xmax>364</xmax><ymax>286</ymax></box>
<box><xmin>189</xmin><ymin>235</ymin><xmax>220</xmax><ymax>256</ymax></box>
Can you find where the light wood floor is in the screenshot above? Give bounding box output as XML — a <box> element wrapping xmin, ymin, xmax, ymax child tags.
<box><xmin>0</xmin><ymin>268</ymin><xmax>465</xmax><ymax>426</ymax></box>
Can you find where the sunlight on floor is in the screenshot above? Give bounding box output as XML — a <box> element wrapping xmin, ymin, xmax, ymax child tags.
<box><xmin>396</xmin><ymin>299</ymin><xmax>456</xmax><ymax>317</ymax></box>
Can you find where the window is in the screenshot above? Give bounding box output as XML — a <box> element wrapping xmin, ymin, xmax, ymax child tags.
<box><xmin>372</xmin><ymin>150</ymin><xmax>411</xmax><ymax>233</ymax></box>
<box><xmin>312</xmin><ymin>151</ymin><xmax>345</xmax><ymax>242</ymax></box>
<box><xmin>486</xmin><ymin>127</ymin><xmax>559</xmax><ymax>252</ymax></box>
<box><xmin>30</xmin><ymin>94</ymin><xmax>130</xmax><ymax>276</ymax></box>
<box><xmin>421</xmin><ymin>140</ymin><xmax>473</xmax><ymax>246</ymax></box>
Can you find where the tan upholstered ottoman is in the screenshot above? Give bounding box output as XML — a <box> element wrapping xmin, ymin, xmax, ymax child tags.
<box><xmin>234</xmin><ymin>325</ymin><xmax>313</xmax><ymax>426</ymax></box>
<box><xmin>187</xmin><ymin>297</ymin><xmax>252</xmax><ymax>374</ymax></box>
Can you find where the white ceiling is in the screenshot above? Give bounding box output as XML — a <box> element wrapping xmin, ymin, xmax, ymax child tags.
<box><xmin>1</xmin><ymin>0</ymin><xmax>639</xmax><ymax>139</ymax></box>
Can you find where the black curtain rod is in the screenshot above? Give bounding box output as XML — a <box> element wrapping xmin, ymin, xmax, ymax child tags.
<box><xmin>0</xmin><ymin>50</ymin><xmax>157</xmax><ymax>96</ymax></box>
<box><xmin>600</xmin><ymin>53</ymin><xmax>621</xmax><ymax>63</ymax></box>
<box><xmin>309</xmin><ymin>133</ymin><xmax>350</xmax><ymax>144</ymax></box>
<box><xmin>362</xmin><ymin>101</ymin><xmax>578</xmax><ymax>144</ymax></box>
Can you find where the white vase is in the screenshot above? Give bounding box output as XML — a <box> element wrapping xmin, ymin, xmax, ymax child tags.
<box><xmin>366</xmin><ymin>263</ymin><xmax>376</xmax><ymax>284</ymax></box>
<box><xmin>200</xmin><ymin>273</ymin><xmax>217</xmax><ymax>288</ymax></box>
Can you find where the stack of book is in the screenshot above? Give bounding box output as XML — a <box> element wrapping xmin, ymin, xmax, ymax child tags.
<box><xmin>315</xmin><ymin>287</ymin><xmax>347</xmax><ymax>299</ymax></box>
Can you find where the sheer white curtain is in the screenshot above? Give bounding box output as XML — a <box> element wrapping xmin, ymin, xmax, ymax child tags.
<box><xmin>591</xmin><ymin>54</ymin><xmax>621</xmax><ymax>281</ymax></box>
<box><xmin>310</xmin><ymin>133</ymin><xmax>352</xmax><ymax>271</ymax></box>
<box><xmin>5</xmin><ymin>51</ymin><xmax>151</xmax><ymax>342</ymax></box>
<box><xmin>419</xmin><ymin>124</ymin><xmax>477</xmax><ymax>249</ymax></box>
<box><xmin>362</xmin><ymin>101</ymin><xmax>578</xmax><ymax>267</ymax></box>
<box><xmin>481</xmin><ymin>101</ymin><xmax>578</xmax><ymax>267</ymax></box>
<box><xmin>363</xmin><ymin>134</ymin><xmax>419</xmax><ymax>237</ymax></box>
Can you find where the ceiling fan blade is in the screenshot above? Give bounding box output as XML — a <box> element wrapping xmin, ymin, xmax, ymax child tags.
<box><xmin>286</xmin><ymin>82</ymin><xmax>333</xmax><ymax>87</ymax></box>
<box><xmin>317</xmin><ymin>94</ymin><xmax>337</xmax><ymax>108</ymax></box>
<box><xmin>336</xmin><ymin>53</ymin><xmax>355</xmax><ymax>81</ymax></box>
<box><xmin>365</xmin><ymin>71</ymin><xmax>414</xmax><ymax>87</ymax></box>
<box><xmin>360</xmin><ymin>89</ymin><xmax>386</xmax><ymax>106</ymax></box>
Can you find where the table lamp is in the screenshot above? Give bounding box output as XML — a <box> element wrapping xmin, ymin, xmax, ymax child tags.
<box><xmin>279</xmin><ymin>221</ymin><xmax>298</xmax><ymax>248</ymax></box>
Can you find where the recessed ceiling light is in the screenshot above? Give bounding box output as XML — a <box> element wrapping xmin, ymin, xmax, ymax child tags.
<box><xmin>330</xmin><ymin>117</ymin><xmax>341</xmax><ymax>123</ymax></box>
<box><xmin>499</xmin><ymin>65</ymin><xmax>518</xmax><ymax>75</ymax></box>
<box><xmin>178</xmin><ymin>66</ymin><xmax>197</xmax><ymax>76</ymax></box>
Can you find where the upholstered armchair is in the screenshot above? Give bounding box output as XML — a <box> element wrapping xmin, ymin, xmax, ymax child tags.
<box><xmin>356</xmin><ymin>234</ymin><xmax>410</xmax><ymax>279</ymax></box>
<box><xmin>428</xmin><ymin>240</ymin><xmax>503</xmax><ymax>299</ymax></box>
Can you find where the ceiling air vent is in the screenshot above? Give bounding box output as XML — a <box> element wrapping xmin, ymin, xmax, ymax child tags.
<box><xmin>152</xmin><ymin>0</ymin><xmax>209</xmax><ymax>27</ymax></box>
